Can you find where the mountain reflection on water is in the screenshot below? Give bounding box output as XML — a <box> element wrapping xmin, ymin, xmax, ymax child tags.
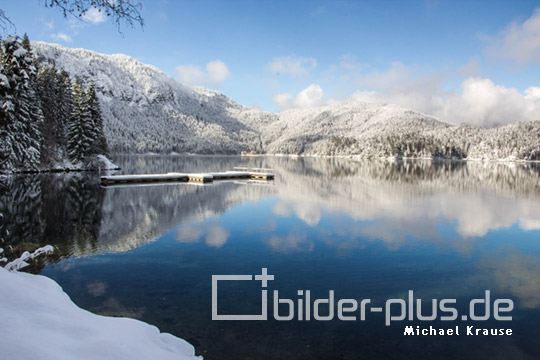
<box><xmin>2</xmin><ymin>156</ymin><xmax>539</xmax><ymax>258</ymax></box>
<box><xmin>1</xmin><ymin>156</ymin><xmax>540</xmax><ymax>359</ymax></box>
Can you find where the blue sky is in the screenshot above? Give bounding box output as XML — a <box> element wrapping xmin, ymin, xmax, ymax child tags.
<box><xmin>2</xmin><ymin>0</ymin><xmax>540</xmax><ymax>125</ymax></box>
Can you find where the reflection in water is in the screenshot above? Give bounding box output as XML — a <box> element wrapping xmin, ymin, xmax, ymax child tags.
<box><xmin>3</xmin><ymin>157</ymin><xmax>539</xmax><ymax>260</ymax></box>
<box><xmin>267</xmin><ymin>233</ymin><xmax>312</xmax><ymax>253</ymax></box>
<box><xmin>270</xmin><ymin>160</ymin><xmax>540</xmax><ymax>238</ymax></box>
<box><xmin>2</xmin><ymin>156</ymin><xmax>540</xmax><ymax>360</ymax></box>
<box><xmin>476</xmin><ymin>251</ymin><xmax>540</xmax><ymax>309</ymax></box>
<box><xmin>177</xmin><ymin>221</ymin><xmax>231</xmax><ymax>248</ymax></box>
<box><xmin>87</xmin><ymin>280</ymin><xmax>107</xmax><ymax>296</ymax></box>
<box><xmin>0</xmin><ymin>173</ymin><xmax>105</xmax><ymax>272</ymax></box>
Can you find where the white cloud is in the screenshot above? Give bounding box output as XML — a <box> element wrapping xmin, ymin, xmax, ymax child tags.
<box><xmin>273</xmin><ymin>84</ymin><xmax>325</xmax><ymax>110</ymax></box>
<box><xmin>51</xmin><ymin>32</ymin><xmax>72</xmax><ymax>43</ymax></box>
<box><xmin>436</xmin><ymin>77</ymin><xmax>540</xmax><ymax>127</ymax></box>
<box><xmin>525</xmin><ymin>86</ymin><xmax>540</xmax><ymax>99</ymax></box>
<box><xmin>272</xmin><ymin>93</ymin><xmax>294</xmax><ymax>110</ymax></box>
<box><xmin>485</xmin><ymin>7</ymin><xmax>540</xmax><ymax>65</ymax></box>
<box><xmin>344</xmin><ymin>62</ymin><xmax>446</xmax><ymax>116</ymax></box>
<box><xmin>271</xmin><ymin>59</ymin><xmax>540</xmax><ymax>126</ymax></box>
<box><xmin>206</xmin><ymin>60</ymin><xmax>231</xmax><ymax>86</ymax></box>
<box><xmin>331</xmin><ymin>60</ymin><xmax>540</xmax><ymax>127</ymax></box>
<box><xmin>176</xmin><ymin>60</ymin><xmax>231</xmax><ymax>88</ymax></box>
<box><xmin>294</xmin><ymin>84</ymin><xmax>325</xmax><ymax>108</ymax></box>
<box><xmin>176</xmin><ymin>65</ymin><xmax>206</xmax><ymax>86</ymax></box>
<box><xmin>83</xmin><ymin>8</ymin><xmax>107</xmax><ymax>24</ymax></box>
<box><xmin>350</xmin><ymin>75</ymin><xmax>540</xmax><ymax>127</ymax></box>
<box><xmin>268</xmin><ymin>55</ymin><xmax>317</xmax><ymax>77</ymax></box>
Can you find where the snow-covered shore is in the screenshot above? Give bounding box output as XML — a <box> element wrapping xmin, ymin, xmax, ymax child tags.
<box><xmin>1</xmin><ymin>154</ymin><xmax>121</xmax><ymax>174</ymax></box>
<box><xmin>0</xmin><ymin>267</ymin><xmax>200</xmax><ymax>360</ymax></box>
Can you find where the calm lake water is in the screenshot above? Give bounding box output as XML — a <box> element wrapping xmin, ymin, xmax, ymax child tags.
<box><xmin>2</xmin><ymin>155</ymin><xmax>540</xmax><ymax>359</ymax></box>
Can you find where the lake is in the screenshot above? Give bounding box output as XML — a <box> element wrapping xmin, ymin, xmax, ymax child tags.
<box><xmin>2</xmin><ymin>155</ymin><xmax>540</xmax><ymax>359</ymax></box>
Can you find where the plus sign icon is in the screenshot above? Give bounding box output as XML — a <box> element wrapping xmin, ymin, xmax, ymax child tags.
<box><xmin>212</xmin><ymin>268</ymin><xmax>274</xmax><ymax>320</ymax></box>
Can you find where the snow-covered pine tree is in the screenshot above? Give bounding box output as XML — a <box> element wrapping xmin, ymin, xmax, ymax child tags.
<box><xmin>0</xmin><ymin>35</ymin><xmax>42</xmax><ymax>172</ymax></box>
<box><xmin>67</xmin><ymin>78</ymin><xmax>92</xmax><ymax>162</ymax></box>
<box><xmin>85</xmin><ymin>81</ymin><xmax>108</xmax><ymax>155</ymax></box>
<box><xmin>36</xmin><ymin>65</ymin><xmax>60</xmax><ymax>163</ymax></box>
<box><xmin>35</xmin><ymin>66</ymin><xmax>73</xmax><ymax>164</ymax></box>
<box><xmin>57</xmin><ymin>70</ymin><xmax>73</xmax><ymax>148</ymax></box>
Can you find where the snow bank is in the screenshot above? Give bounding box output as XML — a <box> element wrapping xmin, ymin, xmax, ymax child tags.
<box><xmin>96</xmin><ymin>154</ymin><xmax>120</xmax><ymax>170</ymax></box>
<box><xmin>0</xmin><ymin>267</ymin><xmax>200</xmax><ymax>360</ymax></box>
<box><xmin>3</xmin><ymin>245</ymin><xmax>54</xmax><ymax>271</ymax></box>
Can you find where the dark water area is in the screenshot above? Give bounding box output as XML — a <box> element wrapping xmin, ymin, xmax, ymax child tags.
<box><xmin>1</xmin><ymin>155</ymin><xmax>540</xmax><ymax>359</ymax></box>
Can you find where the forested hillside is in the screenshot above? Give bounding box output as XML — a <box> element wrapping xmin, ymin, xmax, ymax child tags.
<box><xmin>0</xmin><ymin>36</ymin><xmax>113</xmax><ymax>173</ymax></box>
<box><xmin>2</xmin><ymin>39</ymin><xmax>538</xmax><ymax>174</ymax></box>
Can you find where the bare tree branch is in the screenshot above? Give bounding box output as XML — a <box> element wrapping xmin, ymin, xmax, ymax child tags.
<box><xmin>44</xmin><ymin>0</ymin><xmax>144</xmax><ymax>32</ymax></box>
<box><xmin>1</xmin><ymin>1</ymin><xmax>143</xmax><ymax>36</ymax></box>
<box><xmin>0</xmin><ymin>9</ymin><xmax>16</xmax><ymax>37</ymax></box>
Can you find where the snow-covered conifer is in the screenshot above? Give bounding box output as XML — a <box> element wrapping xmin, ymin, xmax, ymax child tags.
<box><xmin>0</xmin><ymin>36</ymin><xmax>42</xmax><ymax>172</ymax></box>
<box><xmin>67</xmin><ymin>78</ymin><xmax>92</xmax><ymax>162</ymax></box>
<box><xmin>85</xmin><ymin>81</ymin><xmax>108</xmax><ymax>155</ymax></box>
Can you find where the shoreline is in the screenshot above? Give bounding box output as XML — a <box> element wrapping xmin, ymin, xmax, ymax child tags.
<box><xmin>3</xmin><ymin>153</ymin><xmax>538</xmax><ymax>177</ymax></box>
<box><xmin>113</xmin><ymin>152</ymin><xmax>540</xmax><ymax>163</ymax></box>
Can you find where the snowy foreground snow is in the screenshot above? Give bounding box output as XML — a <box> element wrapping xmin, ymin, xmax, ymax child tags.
<box><xmin>0</xmin><ymin>267</ymin><xmax>200</xmax><ymax>360</ymax></box>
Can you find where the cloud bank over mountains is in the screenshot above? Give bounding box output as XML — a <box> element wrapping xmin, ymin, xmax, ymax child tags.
<box><xmin>267</xmin><ymin>8</ymin><xmax>540</xmax><ymax>127</ymax></box>
<box><xmin>272</xmin><ymin>74</ymin><xmax>540</xmax><ymax>127</ymax></box>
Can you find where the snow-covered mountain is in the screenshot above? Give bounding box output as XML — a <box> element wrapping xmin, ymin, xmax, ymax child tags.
<box><xmin>32</xmin><ymin>42</ymin><xmax>540</xmax><ymax>160</ymax></box>
<box><xmin>259</xmin><ymin>101</ymin><xmax>449</xmax><ymax>154</ymax></box>
<box><xmin>33</xmin><ymin>41</ymin><xmax>271</xmax><ymax>154</ymax></box>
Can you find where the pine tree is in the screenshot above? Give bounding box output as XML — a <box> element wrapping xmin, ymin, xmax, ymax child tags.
<box><xmin>0</xmin><ymin>35</ymin><xmax>42</xmax><ymax>172</ymax></box>
<box><xmin>57</xmin><ymin>70</ymin><xmax>73</xmax><ymax>150</ymax></box>
<box><xmin>35</xmin><ymin>66</ymin><xmax>73</xmax><ymax>164</ymax></box>
<box><xmin>21</xmin><ymin>33</ymin><xmax>31</xmax><ymax>51</ymax></box>
<box><xmin>36</xmin><ymin>65</ymin><xmax>60</xmax><ymax>163</ymax></box>
<box><xmin>85</xmin><ymin>81</ymin><xmax>108</xmax><ymax>155</ymax></box>
<box><xmin>67</xmin><ymin>78</ymin><xmax>92</xmax><ymax>162</ymax></box>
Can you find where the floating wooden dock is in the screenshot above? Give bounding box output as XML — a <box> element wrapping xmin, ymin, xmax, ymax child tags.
<box><xmin>100</xmin><ymin>170</ymin><xmax>274</xmax><ymax>186</ymax></box>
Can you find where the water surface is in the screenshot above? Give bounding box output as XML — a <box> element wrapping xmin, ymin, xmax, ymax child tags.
<box><xmin>2</xmin><ymin>156</ymin><xmax>540</xmax><ymax>359</ymax></box>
